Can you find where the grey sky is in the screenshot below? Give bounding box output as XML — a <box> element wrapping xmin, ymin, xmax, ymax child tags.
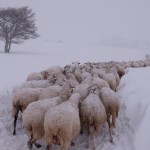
<box><xmin>0</xmin><ymin>0</ymin><xmax>150</xmax><ymax>43</ymax></box>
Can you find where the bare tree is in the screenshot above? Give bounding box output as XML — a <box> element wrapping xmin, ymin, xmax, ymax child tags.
<box><xmin>0</xmin><ymin>6</ymin><xmax>39</xmax><ymax>53</ymax></box>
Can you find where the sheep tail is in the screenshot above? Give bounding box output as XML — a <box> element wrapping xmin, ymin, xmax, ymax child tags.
<box><xmin>89</xmin><ymin>115</ymin><xmax>94</xmax><ymax>125</ymax></box>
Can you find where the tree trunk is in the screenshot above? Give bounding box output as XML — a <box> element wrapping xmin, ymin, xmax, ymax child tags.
<box><xmin>4</xmin><ymin>39</ymin><xmax>11</xmax><ymax>53</ymax></box>
<box><xmin>4</xmin><ymin>41</ymin><xmax>9</xmax><ymax>53</ymax></box>
<box><xmin>8</xmin><ymin>41</ymin><xmax>11</xmax><ymax>53</ymax></box>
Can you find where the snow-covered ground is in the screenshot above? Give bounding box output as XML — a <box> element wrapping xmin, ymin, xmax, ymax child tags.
<box><xmin>0</xmin><ymin>41</ymin><xmax>150</xmax><ymax>150</ymax></box>
<box><xmin>1</xmin><ymin>0</ymin><xmax>150</xmax><ymax>149</ymax></box>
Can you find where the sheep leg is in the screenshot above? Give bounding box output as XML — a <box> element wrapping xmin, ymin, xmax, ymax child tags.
<box><xmin>71</xmin><ymin>141</ymin><xmax>75</xmax><ymax>146</ymax></box>
<box><xmin>80</xmin><ymin>121</ymin><xmax>84</xmax><ymax>135</ymax></box>
<box><xmin>45</xmin><ymin>135</ymin><xmax>53</xmax><ymax>150</ymax></box>
<box><xmin>107</xmin><ymin>117</ymin><xmax>113</xmax><ymax>143</ymax></box>
<box><xmin>27</xmin><ymin>135</ymin><xmax>33</xmax><ymax>150</ymax></box>
<box><xmin>80</xmin><ymin>129</ymin><xmax>83</xmax><ymax>135</ymax></box>
<box><xmin>34</xmin><ymin>142</ymin><xmax>41</xmax><ymax>148</ymax></box>
<box><xmin>112</xmin><ymin>110</ymin><xmax>116</xmax><ymax>129</ymax></box>
<box><xmin>85</xmin><ymin>124</ymin><xmax>90</xmax><ymax>149</ymax></box>
<box><xmin>60</xmin><ymin>143</ymin><xmax>68</xmax><ymax>150</ymax></box>
<box><xmin>27</xmin><ymin>134</ymin><xmax>41</xmax><ymax>149</ymax></box>
<box><xmin>92</xmin><ymin>127</ymin><xmax>97</xmax><ymax>150</ymax></box>
<box><xmin>13</xmin><ymin>107</ymin><xmax>19</xmax><ymax>135</ymax></box>
<box><xmin>46</xmin><ymin>145</ymin><xmax>52</xmax><ymax>150</ymax></box>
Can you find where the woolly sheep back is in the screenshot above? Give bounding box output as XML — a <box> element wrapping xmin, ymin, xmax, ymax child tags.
<box><xmin>44</xmin><ymin>93</ymin><xmax>81</xmax><ymax>150</ymax></box>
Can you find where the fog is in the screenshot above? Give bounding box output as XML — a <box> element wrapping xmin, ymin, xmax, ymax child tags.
<box><xmin>0</xmin><ymin>0</ymin><xmax>150</xmax><ymax>47</ymax></box>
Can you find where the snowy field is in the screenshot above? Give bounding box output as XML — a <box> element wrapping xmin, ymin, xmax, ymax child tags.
<box><xmin>0</xmin><ymin>41</ymin><xmax>150</xmax><ymax>150</ymax></box>
<box><xmin>0</xmin><ymin>0</ymin><xmax>150</xmax><ymax>149</ymax></box>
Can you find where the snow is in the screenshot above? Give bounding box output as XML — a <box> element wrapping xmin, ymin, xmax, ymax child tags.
<box><xmin>117</xmin><ymin>67</ymin><xmax>150</xmax><ymax>150</ymax></box>
<box><xmin>0</xmin><ymin>41</ymin><xmax>150</xmax><ymax>150</ymax></box>
<box><xmin>0</xmin><ymin>0</ymin><xmax>150</xmax><ymax>150</ymax></box>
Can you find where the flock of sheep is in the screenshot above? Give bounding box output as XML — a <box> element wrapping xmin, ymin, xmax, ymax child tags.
<box><xmin>12</xmin><ymin>55</ymin><xmax>150</xmax><ymax>150</ymax></box>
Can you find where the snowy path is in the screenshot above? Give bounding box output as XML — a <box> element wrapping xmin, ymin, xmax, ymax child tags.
<box><xmin>0</xmin><ymin>90</ymin><xmax>134</xmax><ymax>150</ymax></box>
<box><xmin>4</xmin><ymin>67</ymin><xmax>150</xmax><ymax>150</ymax></box>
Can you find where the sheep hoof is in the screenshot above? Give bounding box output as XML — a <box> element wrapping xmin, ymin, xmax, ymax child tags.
<box><xmin>110</xmin><ymin>138</ymin><xmax>114</xmax><ymax>144</ymax></box>
<box><xmin>46</xmin><ymin>145</ymin><xmax>49</xmax><ymax>150</ymax></box>
<box><xmin>80</xmin><ymin>129</ymin><xmax>83</xmax><ymax>135</ymax></box>
<box><xmin>92</xmin><ymin>147</ymin><xmax>95</xmax><ymax>150</ymax></box>
<box><xmin>71</xmin><ymin>141</ymin><xmax>75</xmax><ymax>146</ymax></box>
<box><xmin>27</xmin><ymin>142</ymin><xmax>32</xmax><ymax>150</ymax></box>
<box><xmin>34</xmin><ymin>143</ymin><xmax>41</xmax><ymax>148</ymax></box>
<box><xmin>86</xmin><ymin>144</ymin><xmax>89</xmax><ymax>149</ymax></box>
<box><xmin>13</xmin><ymin>131</ymin><xmax>16</xmax><ymax>135</ymax></box>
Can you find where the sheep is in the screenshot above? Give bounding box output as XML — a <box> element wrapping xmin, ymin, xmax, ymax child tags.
<box><xmin>26</xmin><ymin>72</ymin><xmax>45</xmax><ymax>81</ymax></box>
<box><xmin>91</xmin><ymin>68</ymin><xmax>106</xmax><ymax>77</ymax></box>
<box><xmin>38</xmin><ymin>85</ymin><xmax>61</xmax><ymax>100</ymax></box>
<box><xmin>99</xmin><ymin>87</ymin><xmax>120</xmax><ymax>143</ymax></box>
<box><xmin>64</xmin><ymin>71</ymin><xmax>79</xmax><ymax>87</ymax></box>
<box><xmin>38</xmin><ymin>79</ymin><xmax>72</xmax><ymax>100</ymax></box>
<box><xmin>64</xmin><ymin>65</ymin><xmax>74</xmax><ymax>74</ymax></box>
<box><xmin>46</xmin><ymin>66</ymin><xmax>64</xmax><ymax>78</ymax></box>
<box><xmin>131</xmin><ymin>61</ymin><xmax>140</xmax><ymax>68</ymax></box>
<box><xmin>55</xmin><ymin>73</ymin><xmax>67</xmax><ymax>85</ymax></box>
<box><xmin>72</xmin><ymin>72</ymin><xmax>92</xmax><ymax>100</ymax></box>
<box><xmin>72</xmin><ymin>84</ymin><xmax>90</xmax><ymax>101</ymax></box>
<box><xmin>12</xmin><ymin>88</ymin><xmax>44</xmax><ymax>135</ymax></box>
<box><xmin>99</xmin><ymin>72</ymin><xmax>117</xmax><ymax>92</ymax></box>
<box><xmin>91</xmin><ymin>72</ymin><xmax>110</xmax><ymax>90</ymax></box>
<box><xmin>73</xmin><ymin>69</ymin><xmax>82</xmax><ymax>83</ymax></box>
<box><xmin>47</xmin><ymin>71</ymin><xmax>59</xmax><ymax>84</ymax></box>
<box><xmin>107</xmin><ymin>67</ymin><xmax>120</xmax><ymax>87</ymax></box>
<box><xmin>23</xmin><ymin>96</ymin><xmax>70</xmax><ymax>150</ymax></box>
<box><xmin>116</xmin><ymin>64</ymin><xmax>125</xmax><ymax>78</ymax></box>
<box><xmin>20</xmin><ymin>80</ymin><xmax>53</xmax><ymax>89</ymax></box>
<box><xmin>71</xmin><ymin>61</ymin><xmax>80</xmax><ymax>68</ymax></box>
<box><xmin>81</xmin><ymin>63</ymin><xmax>92</xmax><ymax>73</ymax></box>
<box><xmin>79</xmin><ymin>85</ymin><xmax>106</xmax><ymax>149</ymax></box>
<box><xmin>44</xmin><ymin>92</ymin><xmax>82</xmax><ymax>150</ymax></box>
<box><xmin>80</xmin><ymin>72</ymin><xmax>92</xmax><ymax>85</ymax></box>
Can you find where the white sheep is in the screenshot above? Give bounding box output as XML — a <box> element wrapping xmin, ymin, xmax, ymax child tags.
<box><xmin>116</xmin><ymin>64</ymin><xmax>125</xmax><ymax>78</ymax></box>
<box><xmin>46</xmin><ymin>66</ymin><xmax>64</xmax><ymax>78</ymax></box>
<box><xmin>91</xmin><ymin>72</ymin><xmax>110</xmax><ymax>90</ymax></box>
<box><xmin>38</xmin><ymin>79</ymin><xmax>72</xmax><ymax>100</ymax></box>
<box><xmin>12</xmin><ymin>88</ymin><xmax>43</xmax><ymax>135</ymax></box>
<box><xmin>80</xmin><ymin>71</ymin><xmax>92</xmax><ymax>85</ymax></box>
<box><xmin>55</xmin><ymin>73</ymin><xmax>67</xmax><ymax>85</ymax></box>
<box><xmin>64</xmin><ymin>71</ymin><xmax>79</xmax><ymax>87</ymax></box>
<box><xmin>44</xmin><ymin>93</ymin><xmax>81</xmax><ymax>150</ymax></box>
<box><xmin>100</xmin><ymin>72</ymin><xmax>117</xmax><ymax>91</ymax></box>
<box><xmin>22</xmin><ymin>96</ymin><xmax>67</xmax><ymax>149</ymax></box>
<box><xmin>20</xmin><ymin>80</ymin><xmax>53</xmax><ymax>89</ymax></box>
<box><xmin>72</xmin><ymin>72</ymin><xmax>92</xmax><ymax>100</ymax></box>
<box><xmin>79</xmin><ymin>86</ymin><xmax>106</xmax><ymax>149</ymax></box>
<box><xmin>99</xmin><ymin>87</ymin><xmax>120</xmax><ymax>142</ymax></box>
<box><xmin>107</xmin><ymin>67</ymin><xmax>120</xmax><ymax>87</ymax></box>
<box><xmin>72</xmin><ymin>84</ymin><xmax>90</xmax><ymax>101</ymax></box>
<box><xmin>26</xmin><ymin>72</ymin><xmax>45</xmax><ymax>81</ymax></box>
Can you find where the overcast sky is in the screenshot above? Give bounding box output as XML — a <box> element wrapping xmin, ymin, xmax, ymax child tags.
<box><xmin>0</xmin><ymin>0</ymin><xmax>150</xmax><ymax>43</ymax></box>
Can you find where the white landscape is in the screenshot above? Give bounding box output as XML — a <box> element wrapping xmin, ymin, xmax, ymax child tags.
<box><xmin>0</xmin><ymin>0</ymin><xmax>150</xmax><ymax>150</ymax></box>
